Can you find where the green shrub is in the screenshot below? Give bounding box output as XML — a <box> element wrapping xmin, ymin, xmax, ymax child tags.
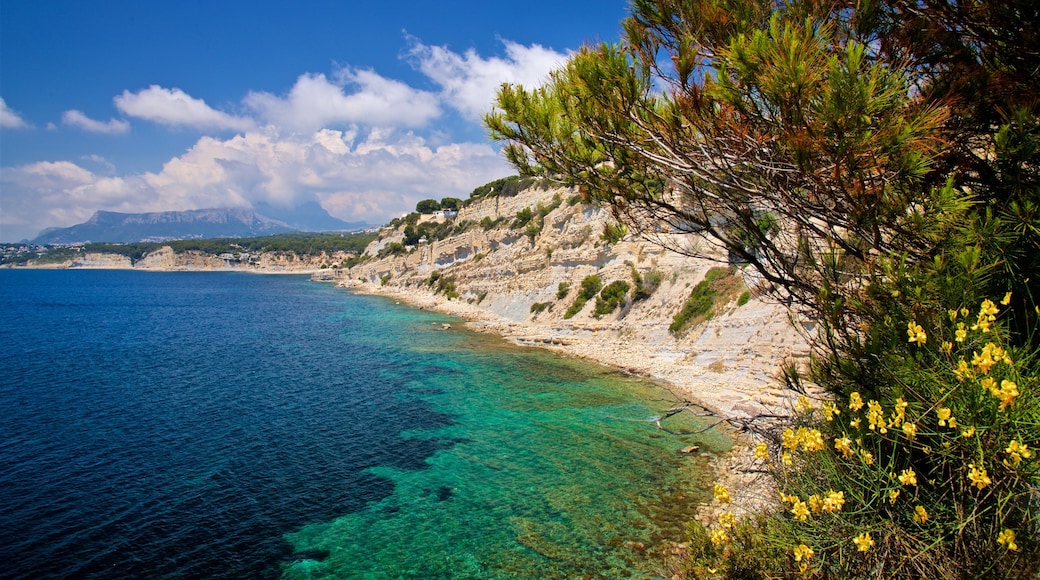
<box><xmin>594</xmin><ymin>280</ymin><xmax>630</xmax><ymax>317</ymax></box>
<box><xmin>564</xmin><ymin>275</ymin><xmax>602</xmax><ymax>319</ymax></box>
<box><xmin>556</xmin><ymin>281</ymin><xmax>570</xmax><ymax>300</ymax></box>
<box><xmin>669</xmin><ymin>268</ymin><xmax>731</xmax><ymax>333</ymax></box>
<box><xmin>631</xmin><ymin>268</ymin><xmax>663</xmax><ymax>302</ymax></box>
<box><xmin>737</xmin><ymin>290</ymin><xmax>751</xmax><ymax>306</ymax></box>
<box><xmin>530</xmin><ymin>301</ymin><xmax>552</xmax><ymax>314</ymax></box>
<box><xmin>512</xmin><ymin>207</ymin><xmax>536</xmax><ymax>229</ymax></box>
<box><xmin>601</xmin><ymin>222</ymin><xmax>628</xmax><ymax>245</ymax></box>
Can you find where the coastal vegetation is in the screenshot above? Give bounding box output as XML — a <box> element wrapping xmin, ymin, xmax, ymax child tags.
<box><xmin>488</xmin><ymin>0</ymin><xmax>1039</xmax><ymax>576</ymax></box>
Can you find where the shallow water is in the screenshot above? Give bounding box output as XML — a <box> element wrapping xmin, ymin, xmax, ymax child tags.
<box><xmin>0</xmin><ymin>270</ymin><xmax>727</xmax><ymax>579</ymax></box>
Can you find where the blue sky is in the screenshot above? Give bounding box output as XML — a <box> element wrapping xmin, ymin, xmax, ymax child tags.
<box><xmin>0</xmin><ymin>0</ymin><xmax>629</xmax><ymax>241</ymax></box>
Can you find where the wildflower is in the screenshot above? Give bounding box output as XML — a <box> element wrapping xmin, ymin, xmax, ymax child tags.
<box><xmin>961</xmin><ymin>307</ymin><xmax>969</xmax><ymax>318</ymax></box>
<box><xmin>710</xmin><ymin>528</ymin><xmax>729</xmax><ymax>545</ymax></box>
<box><xmin>972</xmin><ymin>347</ymin><xmax>997</xmax><ymax>374</ymax></box>
<box><xmin>913</xmin><ymin>505</ymin><xmax>928</xmax><ymax>524</ymax></box>
<box><xmin>907</xmin><ymin>321</ymin><xmax>927</xmax><ymax>345</ymax></box>
<box><xmin>995</xmin><ymin>380</ymin><xmax>1019</xmax><ymax>410</ymax></box>
<box><xmin>782</xmin><ymin>429</ymin><xmax>799</xmax><ymax>451</ymax></box>
<box><xmin>961</xmin><ymin>426</ymin><xmax>976</xmax><ymax>438</ymax></box>
<box><xmin>902</xmin><ymin>422</ymin><xmax>918</xmax><ymax>440</ymax></box>
<box><xmin>981</xmin><ymin>299</ymin><xmax>1000</xmax><ymax>319</ymax></box>
<box><xmin>822</xmin><ymin>401</ymin><xmax>839</xmax><ymax>421</ymax></box>
<box><xmin>948</xmin><ymin>309</ymin><xmax>959</xmax><ymax>321</ymax></box>
<box><xmin>808</xmin><ymin>494</ymin><xmax>822</xmax><ymax>513</ymax></box>
<box><xmin>782</xmin><ymin>452</ymin><xmax>793</xmax><ymax>466</ymax></box>
<box><xmin>981</xmin><ymin>377</ymin><xmax>998</xmax><ymax>394</ymax></box>
<box><xmin>798</xmin><ymin>427</ymin><xmax>826</xmax><ymax>452</ymax></box>
<box><xmin>954</xmin><ymin>358</ymin><xmax>972</xmax><ymax>381</ymax></box>
<box><xmin>967</xmin><ymin>464</ymin><xmax>991</xmax><ymax>490</ymax></box>
<box><xmin>780</xmin><ymin>492</ymin><xmax>799</xmax><ymax>504</ymax></box>
<box><xmin>888</xmin><ymin>489</ymin><xmax>900</xmax><ymax>503</ymax></box>
<box><xmin>955</xmin><ymin>322</ymin><xmax>967</xmax><ymax>342</ymax></box>
<box><xmin>796</xmin><ymin>395</ymin><xmax>813</xmax><ymax>413</ymax></box>
<box><xmin>791</xmin><ymin>500</ymin><xmax>810</xmax><ymax>521</ymax></box>
<box><xmin>793</xmin><ymin>544</ymin><xmax>814</xmax><ymax>562</ymax></box>
<box><xmin>1001</xmin><ymin>292</ymin><xmax>1012</xmax><ymax>306</ymax></box>
<box><xmin>867</xmin><ymin>400</ymin><xmax>887</xmax><ymax>433</ymax></box>
<box><xmin>1004</xmin><ymin>440</ymin><xmax>1032</xmax><ymax>468</ymax></box>
<box><xmin>754</xmin><ymin>442</ymin><xmax>769</xmax><ymax>460</ymax></box>
<box><xmin>972</xmin><ymin>316</ymin><xmax>992</xmax><ymax>333</ymax></box>
<box><xmin>936</xmin><ymin>407</ymin><xmax>952</xmax><ymax>427</ymax></box>
<box><xmin>713</xmin><ymin>484</ymin><xmax>731</xmax><ymax>504</ymax></box>
<box><xmin>834</xmin><ymin>436</ymin><xmax>854</xmax><ymax>459</ymax></box>
<box><xmin>940</xmin><ymin>341</ymin><xmax>953</xmax><ymax>354</ymax></box>
<box><xmin>860</xmin><ymin>449</ymin><xmax>874</xmax><ymax>465</ymax></box>
<box><xmin>823</xmin><ymin>490</ymin><xmax>845</xmax><ymax>513</ymax></box>
<box><xmin>718</xmin><ymin>511</ymin><xmax>736</xmax><ymax>528</ymax></box>
<box><xmin>849</xmin><ymin>417</ymin><xmax>862</xmax><ymax>429</ymax></box>
<box><xmin>898</xmin><ymin>469</ymin><xmax>918</xmax><ymax>486</ymax></box>
<box><xmin>892</xmin><ymin>397</ymin><xmax>908</xmax><ymax>426</ymax></box>
<box><xmin>997</xmin><ymin>529</ymin><xmax>1018</xmax><ymax>551</ymax></box>
<box><xmin>848</xmin><ymin>392</ymin><xmax>864</xmax><ymax>412</ymax></box>
<box><xmin>853</xmin><ymin>532</ymin><xmax>874</xmax><ymax>552</ymax></box>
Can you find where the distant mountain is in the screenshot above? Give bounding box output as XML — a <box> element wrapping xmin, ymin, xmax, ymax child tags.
<box><xmin>253</xmin><ymin>201</ymin><xmax>367</xmax><ymax>232</ymax></box>
<box><xmin>32</xmin><ymin>206</ymin><xmax>368</xmax><ymax>245</ymax></box>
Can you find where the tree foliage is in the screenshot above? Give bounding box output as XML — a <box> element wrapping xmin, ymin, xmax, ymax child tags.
<box><xmin>488</xmin><ymin>0</ymin><xmax>1039</xmax><ymax>576</ymax></box>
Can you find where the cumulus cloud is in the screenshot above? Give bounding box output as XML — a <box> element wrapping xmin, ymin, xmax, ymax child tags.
<box><xmin>1</xmin><ymin>128</ymin><xmax>511</xmax><ymax>241</ymax></box>
<box><xmin>62</xmin><ymin>110</ymin><xmax>130</xmax><ymax>134</ymax></box>
<box><xmin>408</xmin><ymin>38</ymin><xmax>569</xmax><ymax>119</ymax></box>
<box><xmin>114</xmin><ymin>85</ymin><xmax>255</xmax><ymax>132</ymax></box>
<box><xmin>244</xmin><ymin>70</ymin><xmax>441</xmax><ymax>133</ymax></box>
<box><xmin>1</xmin><ymin>97</ymin><xmax>31</xmax><ymax>129</ymax></box>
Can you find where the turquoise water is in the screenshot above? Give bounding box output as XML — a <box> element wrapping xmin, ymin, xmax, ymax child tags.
<box><xmin>0</xmin><ymin>270</ymin><xmax>727</xmax><ymax>578</ymax></box>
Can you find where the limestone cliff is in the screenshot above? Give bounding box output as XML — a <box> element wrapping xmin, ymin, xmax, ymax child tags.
<box><xmin>336</xmin><ymin>185</ymin><xmax>810</xmax><ymax>421</ymax></box>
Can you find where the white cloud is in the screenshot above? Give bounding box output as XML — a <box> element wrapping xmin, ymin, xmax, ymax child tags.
<box><xmin>244</xmin><ymin>70</ymin><xmax>441</xmax><ymax>133</ymax></box>
<box><xmin>62</xmin><ymin>110</ymin><xmax>130</xmax><ymax>134</ymax></box>
<box><xmin>1</xmin><ymin>97</ymin><xmax>31</xmax><ymax>129</ymax></box>
<box><xmin>114</xmin><ymin>85</ymin><xmax>255</xmax><ymax>132</ymax></box>
<box><xmin>1</xmin><ymin>128</ymin><xmax>511</xmax><ymax>241</ymax></box>
<box><xmin>408</xmin><ymin>38</ymin><xmax>569</xmax><ymax>120</ymax></box>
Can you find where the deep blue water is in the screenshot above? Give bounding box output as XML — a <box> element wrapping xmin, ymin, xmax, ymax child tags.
<box><xmin>0</xmin><ymin>270</ymin><xmax>725</xmax><ymax>579</ymax></box>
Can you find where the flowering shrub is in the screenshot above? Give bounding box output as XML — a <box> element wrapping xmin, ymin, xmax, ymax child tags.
<box><xmin>690</xmin><ymin>296</ymin><xmax>1039</xmax><ymax>577</ymax></box>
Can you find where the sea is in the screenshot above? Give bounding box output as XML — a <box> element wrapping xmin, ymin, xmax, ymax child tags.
<box><xmin>0</xmin><ymin>269</ymin><xmax>727</xmax><ymax>579</ymax></box>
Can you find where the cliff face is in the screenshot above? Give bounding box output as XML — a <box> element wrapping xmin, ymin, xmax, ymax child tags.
<box><xmin>338</xmin><ymin>186</ymin><xmax>809</xmax><ymax>420</ymax></box>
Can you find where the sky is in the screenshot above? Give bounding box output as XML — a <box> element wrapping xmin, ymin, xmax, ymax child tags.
<box><xmin>0</xmin><ymin>0</ymin><xmax>630</xmax><ymax>242</ymax></box>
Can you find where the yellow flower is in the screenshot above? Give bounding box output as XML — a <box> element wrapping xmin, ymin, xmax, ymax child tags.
<box><xmin>898</xmin><ymin>469</ymin><xmax>918</xmax><ymax>486</ymax></box>
<box><xmin>907</xmin><ymin>321</ymin><xmax>927</xmax><ymax>345</ymax></box>
<box><xmin>754</xmin><ymin>442</ymin><xmax>769</xmax><ymax>460</ymax></box>
<box><xmin>850</xmin><ymin>417</ymin><xmax>862</xmax><ymax>429</ymax></box>
<box><xmin>888</xmin><ymin>489</ymin><xmax>900</xmax><ymax>503</ymax></box>
<box><xmin>710</xmin><ymin>528</ymin><xmax>729</xmax><ymax>546</ymax></box>
<box><xmin>981</xmin><ymin>299</ymin><xmax>999</xmax><ymax>319</ymax></box>
<box><xmin>981</xmin><ymin>376</ymin><xmax>998</xmax><ymax>394</ymax></box>
<box><xmin>713</xmin><ymin>484</ymin><xmax>731</xmax><ymax>504</ymax></box>
<box><xmin>781</xmin><ymin>492</ymin><xmax>799</xmax><ymax>504</ymax></box>
<box><xmin>1001</xmin><ymin>291</ymin><xmax>1012</xmax><ymax>306</ymax></box>
<box><xmin>793</xmin><ymin>544</ymin><xmax>814</xmax><ymax>562</ymax></box>
<box><xmin>796</xmin><ymin>395</ymin><xmax>813</xmax><ymax>413</ymax></box>
<box><xmin>853</xmin><ymin>532</ymin><xmax>875</xmax><ymax>552</ymax></box>
<box><xmin>823</xmin><ymin>490</ymin><xmax>845</xmax><ymax>513</ymax></box>
<box><xmin>782</xmin><ymin>452</ymin><xmax>793</xmax><ymax>466</ymax></box>
<box><xmin>798</xmin><ymin>427</ymin><xmax>826</xmax><ymax>452</ymax></box>
<box><xmin>902</xmin><ymin>422</ymin><xmax>918</xmax><ymax>440</ymax></box>
<box><xmin>972</xmin><ymin>348</ymin><xmax>997</xmax><ymax>374</ymax></box>
<box><xmin>948</xmin><ymin>309</ymin><xmax>959</xmax><ymax>321</ymax></box>
<box><xmin>782</xmin><ymin>429</ymin><xmax>799</xmax><ymax>451</ymax></box>
<box><xmin>791</xmin><ymin>500</ymin><xmax>810</xmax><ymax>521</ymax></box>
<box><xmin>995</xmin><ymin>380</ymin><xmax>1019</xmax><ymax>410</ymax></box>
<box><xmin>967</xmin><ymin>463</ymin><xmax>991</xmax><ymax>490</ymax></box>
<box><xmin>954</xmin><ymin>358</ymin><xmax>972</xmax><ymax>381</ymax></box>
<box><xmin>936</xmin><ymin>407</ymin><xmax>952</xmax><ymax>427</ymax></box>
<box><xmin>867</xmin><ymin>400</ymin><xmax>887</xmax><ymax>433</ymax></box>
<box><xmin>955</xmin><ymin>322</ymin><xmax>967</xmax><ymax>342</ymax></box>
<box><xmin>961</xmin><ymin>426</ymin><xmax>976</xmax><ymax>438</ymax></box>
<box><xmin>940</xmin><ymin>341</ymin><xmax>953</xmax><ymax>354</ymax></box>
<box><xmin>860</xmin><ymin>449</ymin><xmax>874</xmax><ymax>465</ymax></box>
<box><xmin>834</xmin><ymin>436</ymin><xmax>854</xmax><ymax>459</ymax></box>
<box><xmin>961</xmin><ymin>307</ymin><xmax>970</xmax><ymax>318</ymax></box>
<box><xmin>913</xmin><ymin>505</ymin><xmax>928</xmax><ymax>524</ymax></box>
<box><xmin>718</xmin><ymin>511</ymin><xmax>736</xmax><ymax>528</ymax></box>
<box><xmin>808</xmin><ymin>494</ymin><xmax>822</xmax><ymax>513</ymax></box>
<box><xmin>1004</xmin><ymin>440</ymin><xmax>1032</xmax><ymax>467</ymax></box>
<box><xmin>997</xmin><ymin>529</ymin><xmax>1018</xmax><ymax>551</ymax></box>
<box><xmin>822</xmin><ymin>401</ymin><xmax>840</xmax><ymax>421</ymax></box>
<box><xmin>849</xmin><ymin>392</ymin><xmax>864</xmax><ymax>412</ymax></box>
